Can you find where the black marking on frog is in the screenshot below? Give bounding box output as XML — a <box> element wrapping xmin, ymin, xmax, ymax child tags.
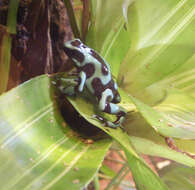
<box><xmin>90</xmin><ymin>49</ymin><xmax>109</xmax><ymax>76</ymax></box>
<box><xmin>78</xmin><ymin>63</ymin><xmax>95</xmax><ymax>78</ymax></box>
<box><xmin>91</xmin><ymin>78</ymin><xmax>117</xmax><ymax>99</ymax></box>
<box><xmin>63</xmin><ymin>47</ymin><xmax>85</xmax><ymax>63</ymax></box>
<box><xmin>71</xmin><ymin>40</ymin><xmax>81</xmax><ymax>47</ymax></box>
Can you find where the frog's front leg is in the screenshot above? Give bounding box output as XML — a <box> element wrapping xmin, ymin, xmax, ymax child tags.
<box><xmin>96</xmin><ymin>89</ymin><xmax>126</xmax><ymax>128</ymax></box>
<box><xmin>59</xmin><ymin>71</ymin><xmax>86</xmax><ymax>96</ymax></box>
<box><xmin>57</xmin><ymin>78</ymin><xmax>78</xmax><ymax>96</ymax></box>
<box><xmin>77</xmin><ymin>71</ymin><xmax>86</xmax><ymax>92</ymax></box>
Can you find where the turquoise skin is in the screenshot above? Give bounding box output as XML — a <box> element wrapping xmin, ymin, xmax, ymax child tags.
<box><xmin>63</xmin><ymin>39</ymin><xmax>126</xmax><ymax>128</ymax></box>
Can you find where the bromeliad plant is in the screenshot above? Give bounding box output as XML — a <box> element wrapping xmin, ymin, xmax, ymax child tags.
<box><xmin>0</xmin><ymin>0</ymin><xmax>195</xmax><ymax>189</ymax></box>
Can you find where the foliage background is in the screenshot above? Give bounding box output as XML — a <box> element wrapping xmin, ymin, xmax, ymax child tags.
<box><xmin>0</xmin><ymin>0</ymin><xmax>194</xmax><ymax>189</ymax></box>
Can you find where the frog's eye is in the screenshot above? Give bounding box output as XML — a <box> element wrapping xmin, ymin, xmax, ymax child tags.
<box><xmin>71</xmin><ymin>40</ymin><xmax>81</xmax><ymax>47</ymax></box>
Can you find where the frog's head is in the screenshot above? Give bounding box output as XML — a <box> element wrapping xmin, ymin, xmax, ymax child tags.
<box><xmin>63</xmin><ymin>39</ymin><xmax>87</xmax><ymax>66</ymax></box>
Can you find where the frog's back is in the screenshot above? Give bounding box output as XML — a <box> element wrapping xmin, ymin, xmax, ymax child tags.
<box><xmin>64</xmin><ymin>39</ymin><xmax>113</xmax><ymax>94</ymax></box>
<box><xmin>81</xmin><ymin>49</ymin><xmax>112</xmax><ymax>95</ymax></box>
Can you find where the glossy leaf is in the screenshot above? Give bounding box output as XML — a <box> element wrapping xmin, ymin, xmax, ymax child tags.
<box><xmin>0</xmin><ymin>75</ymin><xmax>112</xmax><ymax>189</ymax></box>
<box><xmin>118</xmin><ymin>0</ymin><xmax>195</xmax><ymax>101</ymax></box>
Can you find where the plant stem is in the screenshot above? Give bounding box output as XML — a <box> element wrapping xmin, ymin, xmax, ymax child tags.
<box><xmin>94</xmin><ymin>174</ymin><xmax>100</xmax><ymax>190</ymax></box>
<box><xmin>63</xmin><ymin>0</ymin><xmax>80</xmax><ymax>38</ymax></box>
<box><xmin>0</xmin><ymin>0</ymin><xmax>19</xmax><ymax>93</ymax></box>
<box><xmin>105</xmin><ymin>163</ymin><xmax>128</xmax><ymax>190</ymax></box>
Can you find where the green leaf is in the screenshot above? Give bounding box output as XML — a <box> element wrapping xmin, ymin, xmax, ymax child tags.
<box><xmin>120</xmin><ymin>91</ymin><xmax>195</xmax><ymax>164</ymax></box>
<box><xmin>86</xmin><ymin>0</ymin><xmax>131</xmax><ymax>77</ymax></box>
<box><xmin>174</xmin><ymin>139</ymin><xmax>195</xmax><ymax>155</ymax></box>
<box><xmin>125</xmin><ymin>150</ymin><xmax>169</xmax><ymax>190</ymax></box>
<box><xmin>64</xmin><ymin>0</ymin><xmax>80</xmax><ymax>38</ymax></box>
<box><xmin>125</xmin><ymin>111</ymin><xmax>195</xmax><ymax>157</ymax></box>
<box><xmin>0</xmin><ymin>75</ymin><xmax>111</xmax><ymax>189</ymax></box>
<box><xmin>72</xmin><ymin>0</ymin><xmax>83</xmax><ymax>36</ymax></box>
<box><xmin>117</xmin><ymin>0</ymin><xmax>195</xmax><ymax>102</ymax></box>
<box><xmin>130</xmin><ymin>136</ymin><xmax>195</xmax><ymax>168</ymax></box>
<box><xmin>87</xmin><ymin>0</ymin><xmax>125</xmax><ymax>51</ymax></box>
<box><xmin>160</xmin><ymin>163</ymin><xmax>195</xmax><ymax>190</ymax></box>
<box><xmin>84</xmin><ymin>0</ymin><xmax>195</xmax><ymax>154</ymax></box>
<box><xmin>100</xmin><ymin>165</ymin><xmax>116</xmax><ymax>179</ymax></box>
<box><xmin>128</xmin><ymin>93</ymin><xmax>195</xmax><ymax>139</ymax></box>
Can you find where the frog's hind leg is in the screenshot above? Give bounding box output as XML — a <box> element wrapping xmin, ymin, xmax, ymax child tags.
<box><xmin>96</xmin><ymin>89</ymin><xmax>126</xmax><ymax>128</ymax></box>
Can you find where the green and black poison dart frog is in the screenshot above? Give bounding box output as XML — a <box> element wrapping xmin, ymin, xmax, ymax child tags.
<box><xmin>62</xmin><ymin>38</ymin><xmax>126</xmax><ymax>128</ymax></box>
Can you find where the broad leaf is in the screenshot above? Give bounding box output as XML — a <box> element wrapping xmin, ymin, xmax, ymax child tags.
<box><xmin>0</xmin><ymin>75</ymin><xmax>111</xmax><ymax>189</ymax></box>
<box><xmin>125</xmin><ymin>111</ymin><xmax>195</xmax><ymax>156</ymax></box>
<box><xmin>130</xmin><ymin>136</ymin><xmax>195</xmax><ymax>168</ymax></box>
<box><xmin>128</xmin><ymin>93</ymin><xmax>195</xmax><ymax>139</ymax></box>
<box><xmin>118</xmin><ymin>0</ymin><xmax>195</xmax><ymax>102</ymax></box>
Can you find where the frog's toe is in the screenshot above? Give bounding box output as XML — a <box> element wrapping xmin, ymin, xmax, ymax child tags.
<box><xmin>93</xmin><ymin>114</ymin><xmax>120</xmax><ymax>129</ymax></box>
<box><xmin>92</xmin><ymin>115</ymin><xmax>105</xmax><ymax>126</ymax></box>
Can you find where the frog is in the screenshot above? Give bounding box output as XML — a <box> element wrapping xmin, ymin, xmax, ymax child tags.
<box><xmin>62</xmin><ymin>38</ymin><xmax>126</xmax><ymax>128</ymax></box>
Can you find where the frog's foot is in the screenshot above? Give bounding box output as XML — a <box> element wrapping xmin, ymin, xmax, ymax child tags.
<box><xmin>114</xmin><ymin>111</ymin><xmax>126</xmax><ymax>125</ymax></box>
<box><xmin>93</xmin><ymin>115</ymin><xmax>119</xmax><ymax>129</ymax></box>
<box><xmin>93</xmin><ymin>111</ymin><xmax>126</xmax><ymax>129</ymax></box>
<box><xmin>53</xmin><ymin>77</ymin><xmax>79</xmax><ymax>96</ymax></box>
<box><xmin>61</xmin><ymin>85</ymin><xmax>77</xmax><ymax>96</ymax></box>
<box><xmin>97</xmin><ymin>97</ymin><xmax>126</xmax><ymax>128</ymax></box>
